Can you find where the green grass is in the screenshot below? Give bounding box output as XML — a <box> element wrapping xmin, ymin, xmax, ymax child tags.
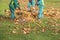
<box><xmin>0</xmin><ymin>18</ymin><xmax>60</xmax><ymax>40</ymax></box>
<box><xmin>45</xmin><ymin>0</ymin><xmax>60</xmax><ymax>8</ymax></box>
<box><xmin>0</xmin><ymin>0</ymin><xmax>60</xmax><ymax>40</ymax></box>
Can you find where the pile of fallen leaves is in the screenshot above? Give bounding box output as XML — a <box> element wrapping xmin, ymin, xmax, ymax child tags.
<box><xmin>5</xmin><ymin>7</ymin><xmax>60</xmax><ymax>34</ymax></box>
<box><xmin>44</xmin><ymin>8</ymin><xmax>60</xmax><ymax>18</ymax></box>
<box><xmin>5</xmin><ymin>7</ymin><xmax>60</xmax><ymax>25</ymax></box>
<box><xmin>14</xmin><ymin>8</ymin><xmax>37</xmax><ymax>25</ymax></box>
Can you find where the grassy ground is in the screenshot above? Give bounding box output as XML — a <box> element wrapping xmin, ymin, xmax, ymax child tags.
<box><xmin>0</xmin><ymin>0</ymin><xmax>60</xmax><ymax>40</ymax></box>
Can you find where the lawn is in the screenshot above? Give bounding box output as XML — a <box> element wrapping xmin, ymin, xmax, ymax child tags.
<box><xmin>0</xmin><ymin>0</ymin><xmax>60</xmax><ymax>40</ymax></box>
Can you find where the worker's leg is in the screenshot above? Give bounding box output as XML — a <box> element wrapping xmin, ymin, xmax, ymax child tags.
<box><xmin>31</xmin><ymin>0</ymin><xmax>35</xmax><ymax>11</ymax></box>
<box><xmin>10</xmin><ymin>9</ymin><xmax>15</xmax><ymax>19</ymax></box>
<box><xmin>14</xmin><ymin>0</ymin><xmax>20</xmax><ymax>8</ymax></box>
<box><xmin>31</xmin><ymin>0</ymin><xmax>35</xmax><ymax>7</ymax></box>
<box><xmin>9</xmin><ymin>0</ymin><xmax>15</xmax><ymax>19</ymax></box>
<box><xmin>38</xmin><ymin>5</ymin><xmax>44</xmax><ymax>19</ymax></box>
<box><xmin>28</xmin><ymin>0</ymin><xmax>35</xmax><ymax>12</ymax></box>
<box><xmin>28</xmin><ymin>2</ymin><xmax>31</xmax><ymax>11</ymax></box>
